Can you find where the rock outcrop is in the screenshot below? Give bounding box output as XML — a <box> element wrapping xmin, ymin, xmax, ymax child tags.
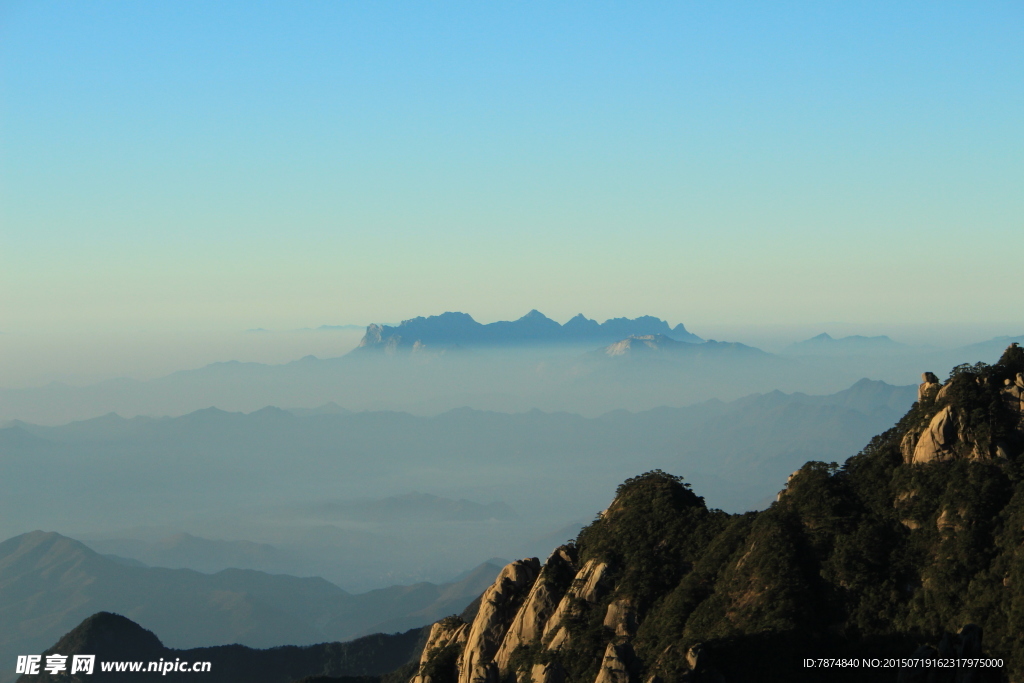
<box><xmin>458</xmin><ymin>558</ymin><xmax>541</xmax><ymax>683</ymax></box>
<box><xmin>602</xmin><ymin>598</ymin><xmax>637</xmax><ymax>638</ymax></box>
<box><xmin>910</xmin><ymin>404</ymin><xmax>959</xmax><ymax>464</ymax></box>
<box><xmin>592</xmin><ymin>642</ymin><xmax>633</xmax><ymax>683</ymax></box>
<box><xmin>526</xmin><ymin>662</ymin><xmax>565</xmax><ymax>683</ymax></box>
<box><xmin>918</xmin><ymin>372</ymin><xmax>941</xmax><ymax>402</ymax></box>
<box><xmin>1003</xmin><ymin>371</ymin><xmax>1024</xmax><ymax>428</ymax></box>
<box><xmin>412</xmin><ymin>617</ymin><xmax>470</xmax><ymax>683</ymax></box>
<box><xmin>493</xmin><ymin>547</ymin><xmax>577</xmax><ymax>674</ymax></box>
<box><xmin>543</xmin><ymin>559</ymin><xmax>613</xmax><ymax>651</ymax></box>
<box><xmin>901</xmin><ymin>350</ymin><xmax>1024</xmax><ymax>465</ymax></box>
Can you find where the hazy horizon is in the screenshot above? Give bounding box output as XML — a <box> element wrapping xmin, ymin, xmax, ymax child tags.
<box><xmin>3</xmin><ymin>2</ymin><xmax>1022</xmax><ymax>389</ymax></box>
<box><xmin>2</xmin><ymin>314</ymin><xmax>1023</xmax><ymax>389</ymax></box>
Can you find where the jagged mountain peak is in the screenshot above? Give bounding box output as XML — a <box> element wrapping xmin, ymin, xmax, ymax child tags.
<box><xmin>518</xmin><ymin>309</ymin><xmax>555</xmax><ymax>321</ymax></box>
<box><xmin>352</xmin><ymin>311</ymin><xmax>703</xmax><ymax>353</ymax></box>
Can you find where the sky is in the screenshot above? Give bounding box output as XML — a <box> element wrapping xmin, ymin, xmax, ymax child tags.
<box><xmin>1</xmin><ymin>1</ymin><xmax>1023</xmax><ymax>384</ymax></box>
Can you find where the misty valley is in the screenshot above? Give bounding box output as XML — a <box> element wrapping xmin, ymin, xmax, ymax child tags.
<box><xmin>3</xmin><ymin>312</ymin><xmax>1024</xmax><ymax>682</ymax></box>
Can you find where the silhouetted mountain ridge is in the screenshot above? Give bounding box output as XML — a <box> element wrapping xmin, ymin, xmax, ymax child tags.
<box><xmin>354</xmin><ymin>310</ymin><xmax>702</xmax><ymax>353</ymax></box>
<box><xmin>783</xmin><ymin>332</ymin><xmax>909</xmax><ymax>356</ymax></box>
<box><xmin>16</xmin><ymin>611</ymin><xmax>425</xmax><ymax>683</ymax></box>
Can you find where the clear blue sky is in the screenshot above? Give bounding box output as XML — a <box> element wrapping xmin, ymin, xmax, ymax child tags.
<box><xmin>2</xmin><ymin>1</ymin><xmax>1022</xmax><ymax>339</ymax></box>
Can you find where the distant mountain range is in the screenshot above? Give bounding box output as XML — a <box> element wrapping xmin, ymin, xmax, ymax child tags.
<box><xmin>354</xmin><ymin>310</ymin><xmax>703</xmax><ymax>352</ymax></box>
<box><xmin>0</xmin><ymin>379</ymin><xmax>917</xmax><ymax>573</ymax></box>
<box><xmin>782</xmin><ymin>332</ymin><xmax>909</xmax><ymax>356</ymax></box>
<box><xmin>0</xmin><ymin>313</ymin><xmax>1018</xmax><ymax>424</ymax></box>
<box><xmin>0</xmin><ymin>531</ymin><xmax>500</xmax><ymax>681</ymax></box>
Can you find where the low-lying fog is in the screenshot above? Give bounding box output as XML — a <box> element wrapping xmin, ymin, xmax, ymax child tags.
<box><xmin>1</xmin><ymin>322</ymin><xmax>1020</xmax><ymax>592</ymax></box>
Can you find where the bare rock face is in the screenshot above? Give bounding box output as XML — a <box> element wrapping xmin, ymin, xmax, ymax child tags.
<box><xmin>902</xmin><ymin>356</ymin><xmax>1024</xmax><ymax>465</ymax></box>
<box><xmin>936</xmin><ymin>507</ymin><xmax>964</xmax><ymax>534</ymax></box>
<box><xmin>900</xmin><ymin>427</ymin><xmax>924</xmax><ymax>464</ymax></box>
<box><xmin>602</xmin><ymin>598</ymin><xmax>637</xmax><ymax>637</ymax></box>
<box><xmin>593</xmin><ymin>642</ymin><xmax>632</xmax><ymax>683</ymax></box>
<box><xmin>685</xmin><ymin>643</ymin><xmax>703</xmax><ymax>670</ymax></box>
<box><xmin>775</xmin><ymin>469</ymin><xmax>802</xmax><ymax>502</ymax></box>
<box><xmin>543</xmin><ymin>559</ymin><xmax>613</xmax><ymax>651</ymax></box>
<box><xmin>918</xmin><ymin>372</ymin><xmax>942</xmax><ymax>403</ymax></box>
<box><xmin>458</xmin><ymin>558</ymin><xmax>541</xmax><ymax>683</ymax></box>
<box><xmin>427</xmin><ymin>619</ymin><xmax>470</xmax><ymax>652</ymax></box>
<box><xmin>358</xmin><ymin>324</ymin><xmax>385</xmax><ymax>347</ymax></box>
<box><xmin>911</xmin><ymin>405</ymin><xmax>959</xmax><ymax>464</ymax></box>
<box><xmin>494</xmin><ymin>547</ymin><xmax>577</xmax><ymax>674</ymax></box>
<box><xmin>1003</xmin><ymin>373</ymin><xmax>1024</xmax><ymax>429</ymax></box>
<box><xmin>525</xmin><ymin>662</ymin><xmax>565</xmax><ymax>683</ymax></box>
<box><xmin>411</xmin><ymin>617</ymin><xmax>469</xmax><ymax>683</ymax></box>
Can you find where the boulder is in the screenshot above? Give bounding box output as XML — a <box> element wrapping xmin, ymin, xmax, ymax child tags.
<box><xmin>912</xmin><ymin>406</ymin><xmax>958</xmax><ymax>464</ymax></box>
<box><xmin>918</xmin><ymin>372</ymin><xmax>942</xmax><ymax>403</ymax></box>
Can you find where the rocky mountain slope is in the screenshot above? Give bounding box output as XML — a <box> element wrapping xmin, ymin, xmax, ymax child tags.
<box><xmin>407</xmin><ymin>344</ymin><xmax>1024</xmax><ymax>682</ymax></box>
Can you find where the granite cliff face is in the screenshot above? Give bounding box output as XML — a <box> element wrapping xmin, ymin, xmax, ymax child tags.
<box><xmin>408</xmin><ymin>344</ymin><xmax>1024</xmax><ymax>683</ymax></box>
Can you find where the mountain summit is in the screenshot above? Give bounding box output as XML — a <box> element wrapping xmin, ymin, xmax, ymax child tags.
<box><xmin>353</xmin><ymin>311</ymin><xmax>701</xmax><ymax>353</ymax></box>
